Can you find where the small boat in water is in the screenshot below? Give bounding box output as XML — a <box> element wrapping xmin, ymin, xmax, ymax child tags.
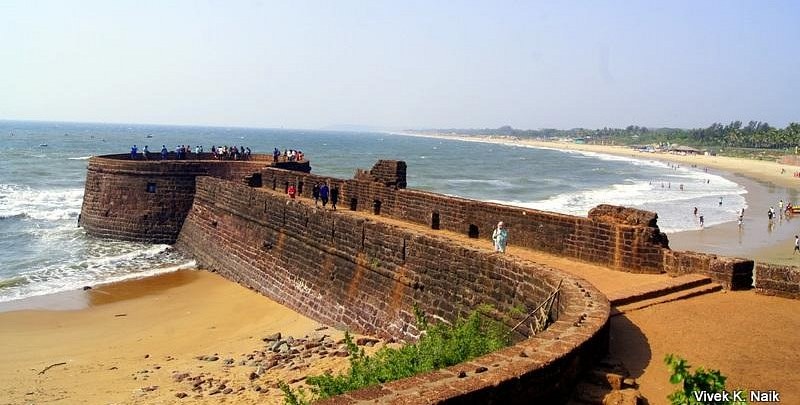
<box><xmin>39</xmin><ymin>143</ymin><xmax>48</xmax><ymax>147</ymax></box>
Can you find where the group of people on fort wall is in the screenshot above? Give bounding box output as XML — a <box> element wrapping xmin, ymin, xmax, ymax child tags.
<box><xmin>286</xmin><ymin>181</ymin><xmax>340</xmax><ymax>210</ymax></box>
<box><xmin>128</xmin><ymin>144</ymin><xmax>252</xmax><ymax>160</ymax></box>
<box><xmin>273</xmin><ymin>148</ymin><xmax>305</xmax><ymax>163</ymax></box>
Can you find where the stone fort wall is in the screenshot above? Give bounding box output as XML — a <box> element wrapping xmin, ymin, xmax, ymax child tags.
<box><xmin>78</xmin><ymin>154</ymin><xmax>308</xmax><ymax>243</ymax></box>
<box><xmin>261</xmin><ymin>160</ymin><xmax>671</xmax><ymax>274</ymax></box>
<box><xmin>175</xmin><ymin>176</ymin><xmax>610</xmax><ymax>403</ymax></box>
<box><xmin>78</xmin><ymin>155</ymin><xmax>800</xmax><ymax>401</ymax></box>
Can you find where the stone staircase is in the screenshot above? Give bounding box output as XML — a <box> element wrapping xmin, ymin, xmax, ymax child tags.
<box><xmin>568</xmin><ymin>357</ymin><xmax>641</xmax><ymax>405</ymax></box>
<box><xmin>608</xmin><ymin>274</ymin><xmax>722</xmax><ymax>316</ymax></box>
<box><xmin>568</xmin><ymin>274</ymin><xmax>722</xmax><ymax>404</ymax></box>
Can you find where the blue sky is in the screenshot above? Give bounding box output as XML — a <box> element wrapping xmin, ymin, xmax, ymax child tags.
<box><xmin>1</xmin><ymin>1</ymin><xmax>798</xmax><ymax>129</ymax></box>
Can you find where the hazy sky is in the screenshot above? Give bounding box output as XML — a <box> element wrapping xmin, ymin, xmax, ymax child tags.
<box><xmin>2</xmin><ymin>1</ymin><xmax>798</xmax><ymax>130</ymax></box>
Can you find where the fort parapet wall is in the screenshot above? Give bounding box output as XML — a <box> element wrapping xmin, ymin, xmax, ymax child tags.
<box><xmin>176</xmin><ymin>176</ymin><xmax>610</xmax><ymax>403</ymax></box>
<box><xmin>260</xmin><ymin>161</ymin><xmax>671</xmax><ymax>274</ymax></box>
<box><xmin>78</xmin><ymin>155</ymin><xmax>800</xmax><ymax>402</ymax></box>
<box><xmin>78</xmin><ymin>154</ymin><xmax>308</xmax><ymax>243</ymax></box>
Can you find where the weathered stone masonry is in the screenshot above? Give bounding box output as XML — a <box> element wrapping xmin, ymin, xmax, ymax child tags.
<box><xmin>78</xmin><ymin>154</ymin><xmax>308</xmax><ymax>243</ymax></box>
<box><xmin>261</xmin><ymin>161</ymin><xmax>671</xmax><ymax>274</ymax></box>
<box><xmin>176</xmin><ymin>176</ymin><xmax>610</xmax><ymax>403</ymax></box>
<box><xmin>79</xmin><ymin>155</ymin><xmax>799</xmax><ymax>403</ymax></box>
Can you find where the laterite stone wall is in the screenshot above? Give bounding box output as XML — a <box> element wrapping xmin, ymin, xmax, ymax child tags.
<box><xmin>78</xmin><ymin>154</ymin><xmax>307</xmax><ymax>243</ymax></box>
<box><xmin>175</xmin><ymin>176</ymin><xmax>611</xmax><ymax>403</ymax></box>
<box><xmin>261</xmin><ymin>161</ymin><xmax>670</xmax><ymax>274</ymax></box>
<box><xmin>755</xmin><ymin>263</ymin><xmax>800</xmax><ymax>299</ymax></box>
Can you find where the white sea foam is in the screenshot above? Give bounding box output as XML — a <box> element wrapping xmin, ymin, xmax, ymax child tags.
<box><xmin>0</xmin><ymin>184</ymin><xmax>83</xmax><ymax>221</ymax></box>
<box><xmin>488</xmin><ymin>169</ymin><xmax>747</xmax><ymax>233</ymax></box>
<box><xmin>67</xmin><ymin>155</ymin><xmax>93</xmax><ymax>160</ymax></box>
<box><xmin>0</xmin><ymin>242</ymin><xmax>196</xmax><ymax>303</ymax></box>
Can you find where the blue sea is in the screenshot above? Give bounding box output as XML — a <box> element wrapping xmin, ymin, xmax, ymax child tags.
<box><xmin>0</xmin><ymin>120</ymin><xmax>746</xmax><ymax>303</ymax></box>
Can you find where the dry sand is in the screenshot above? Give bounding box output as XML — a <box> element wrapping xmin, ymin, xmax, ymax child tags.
<box><xmin>0</xmin><ymin>270</ymin><xmax>361</xmax><ymax>405</ymax></box>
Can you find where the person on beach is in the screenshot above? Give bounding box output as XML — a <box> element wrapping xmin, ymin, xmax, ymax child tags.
<box><xmin>699</xmin><ymin>214</ymin><xmax>704</xmax><ymax>229</ymax></box>
<box><xmin>693</xmin><ymin>207</ymin><xmax>698</xmax><ymax>216</ymax></box>
<box><xmin>312</xmin><ymin>183</ymin><xmax>320</xmax><ymax>206</ymax></box>
<box><xmin>320</xmin><ymin>183</ymin><xmax>329</xmax><ymax>207</ymax></box>
<box><xmin>287</xmin><ymin>184</ymin><xmax>296</xmax><ymax>199</ymax></box>
<box><xmin>795</xmin><ymin>235</ymin><xmax>799</xmax><ymax>255</ymax></box>
<box><xmin>719</xmin><ymin>197</ymin><xmax>723</xmax><ymax>206</ymax></box>
<box><xmin>330</xmin><ymin>185</ymin><xmax>339</xmax><ymax>210</ymax></box>
<box><xmin>737</xmin><ymin>215</ymin><xmax>743</xmax><ymax>228</ymax></box>
<box><xmin>492</xmin><ymin>221</ymin><xmax>508</xmax><ymax>253</ymax></box>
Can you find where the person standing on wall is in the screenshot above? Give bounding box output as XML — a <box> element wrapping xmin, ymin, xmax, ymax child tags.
<box><xmin>330</xmin><ymin>185</ymin><xmax>339</xmax><ymax>210</ymax></box>
<box><xmin>320</xmin><ymin>183</ymin><xmax>329</xmax><ymax>207</ymax></box>
<box><xmin>312</xmin><ymin>183</ymin><xmax>321</xmax><ymax>206</ymax></box>
<box><xmin>492</xmin><ymin>221</ymin><xmax>508</xmax><ymax>253</ymax></box>
<box><xmin>287</xmin><ymin>184</ymin><xmax>296</xmax><ymax>199</ymax></box>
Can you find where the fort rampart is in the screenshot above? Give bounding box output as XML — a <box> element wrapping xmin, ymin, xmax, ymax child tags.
<box><xmin>79</xmin><ymin>154</ymin><xmax>797</xmax><ymax>402</ymax></box>
<box><xmin>78</xmin><ymin>153</ymin><xmax>308</xmax><ymax>243</ymax></box>
<box><xmin>175</xmin><ymin>176</ymin><xmax>610</xmax><ymax>403</ymax></box>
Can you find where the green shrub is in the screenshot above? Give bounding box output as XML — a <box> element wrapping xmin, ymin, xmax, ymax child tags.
<box><xmin>664</xmin><ymin>354</ymin><xmax>747</xmax><ymax>405</ymax></box>
<box><xmin>283</xmin><ymin>306</ymin><xmax>511</xmax><ymax>403</ymax></box>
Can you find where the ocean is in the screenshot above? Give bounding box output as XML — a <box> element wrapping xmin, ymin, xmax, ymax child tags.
<box><xmin>0</xmin><ymin>120</ymin><xmax>746</xmax><ymax>304</ymax></box>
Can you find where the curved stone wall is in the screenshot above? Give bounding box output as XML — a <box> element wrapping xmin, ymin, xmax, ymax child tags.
<box><xmin>176</xmin><ymin>177</ymin><xmax>610</xmax><ymax>403</ymax></box>
<box><xmin>78</xmin><ymin>154</ymin><xmax>307</xmax><ymax>243</ymax></box>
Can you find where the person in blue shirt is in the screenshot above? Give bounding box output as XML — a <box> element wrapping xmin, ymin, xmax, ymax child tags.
<box><xmin>130</xmin><ymin>145</ymin><xmax>138</xmax><ymax>160</ymax></box>
<box><xmin>161</xmin><ymin>145</ymin><xmax>168</xmax><ymax>160</ymax></box>
<box><xmin>320</xmin><ymin>183</ymin><xmax>329</xmax><ymax>207</ymax></box>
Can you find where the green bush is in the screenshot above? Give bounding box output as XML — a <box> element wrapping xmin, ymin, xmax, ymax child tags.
<box><xmin>665</xmin><ymin>354</ymin><xmax>747</xmax><ymax>405</ymax></box>
<box><xmin>283</xmin><ymin>306</ymin><xmax>511</xmax><ymax>403</ymax></box>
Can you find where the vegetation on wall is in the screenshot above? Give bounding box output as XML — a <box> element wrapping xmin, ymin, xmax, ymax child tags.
<box><xmin>281</xmin><ymin>305</ymin><xmax>512</xmax><ymax>404</ymax></box>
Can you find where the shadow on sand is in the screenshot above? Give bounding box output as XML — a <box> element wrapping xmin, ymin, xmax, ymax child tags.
<box><xmin>609</xmin><ymin>314</ymin><xmax>653</xmax><ymax>404</ymax></box>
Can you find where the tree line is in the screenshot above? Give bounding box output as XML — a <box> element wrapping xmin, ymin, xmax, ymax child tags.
<box><xmin>423</xmin><ymin>121</ymin><xmax>800</xmax><ymax>150</ymax></box>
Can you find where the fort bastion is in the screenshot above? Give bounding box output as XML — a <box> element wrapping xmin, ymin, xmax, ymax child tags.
<box><xmin>78</xmin><ymin>153</ymin><xmax>798</xmax><ymax>403</ymax></box>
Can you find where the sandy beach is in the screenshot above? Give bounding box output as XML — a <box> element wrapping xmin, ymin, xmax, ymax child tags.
<box><xmin>0</xmin><ymin>270</ymin><xmax>366</xmax><ymax>405</ymax></box>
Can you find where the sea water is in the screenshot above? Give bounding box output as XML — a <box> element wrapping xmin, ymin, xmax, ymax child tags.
<box><xmin>0</xmin><ymin>120</ymin><xmax>745</xmax><ymax>303</ymax></box>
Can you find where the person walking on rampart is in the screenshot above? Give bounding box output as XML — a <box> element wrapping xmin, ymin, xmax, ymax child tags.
<box><xmin>330</xmin><ymin>185</ymin><xmax>339</xmax><ymax>210</ymax></box>
<box><xmin>143</xmin><ymin>145</ymin><xmax>149</xmax><ymax>160</ymax></box>
<box><xmin>287</xmin><ymin>184</ymin><xmax>296</xmax><ymax>199</ymax></box>
<box><xmin>130</xmin><ymin>145</ymin><xmax>138</xmax><ymax>160</ymax></box>
<box><xmin>312</xmin><ymin>183</ymin><xmax>321</xmax><ymax>206</ymax></box>
<box><xmin>492</xmin><ymin>221</ymin><xmax>508</xmax><ymax>253</ymax></box>
<box><xmin>161</xmin><ymin>145</ymin><xmax>168</xmax><ymax>160</ymax></box>
<box><xmin>320</xmin><ymin>183</ymin><xmax>330</xmax><ymax>207</ymax></box>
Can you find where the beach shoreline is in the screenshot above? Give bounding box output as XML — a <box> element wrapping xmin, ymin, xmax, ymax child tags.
<box><xmin>393</xmin><ymin>131</ymin><xmax>800</xmax><ymax>265</ymax></box>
